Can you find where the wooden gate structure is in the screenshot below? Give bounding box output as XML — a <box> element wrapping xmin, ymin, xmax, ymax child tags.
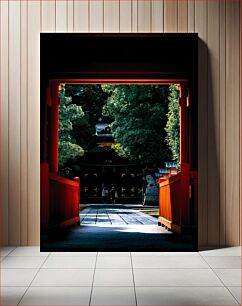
<box><xmin>158</xmin><ymin>83</ymin><xmax>198</xmax><ymax>235</ymax></box>
<box><xmin>40</xmin><ymin>34</ymin><xmax>198</xmax><ymax>237</ymax></box>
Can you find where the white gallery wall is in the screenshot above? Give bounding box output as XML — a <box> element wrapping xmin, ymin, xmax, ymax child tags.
<box><xmin>0</xmin><ymin>0</ymin><xmax>240</xmax><ymax>247</ymax></box>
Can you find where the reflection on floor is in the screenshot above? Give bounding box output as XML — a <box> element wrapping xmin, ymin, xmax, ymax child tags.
<box><xmin>0</xmin><ymin>246</ymin><xmax>241</xmax><ymax>305</ymax></box>
<box><xmin>41</xmin><ymin>205</ymin><xmax>196</xmax><ymax>252</ymax></box>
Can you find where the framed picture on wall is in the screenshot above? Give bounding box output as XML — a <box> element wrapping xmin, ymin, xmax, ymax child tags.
<box><xmin>40</xmin><ymin>33</ymin><xmax>198</xmax><ymax>252</ymax></box>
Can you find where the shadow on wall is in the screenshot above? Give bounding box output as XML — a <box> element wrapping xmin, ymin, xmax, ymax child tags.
<box><xmin>198</xmin><ymin>38</ymin><xmax>221</xmax><ymax>247</ymax></box>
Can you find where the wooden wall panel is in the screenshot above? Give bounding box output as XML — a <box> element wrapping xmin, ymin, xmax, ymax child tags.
<box><xmin>164</xmin><ymin>0</ymin><xmax>178</xmax><ymax>32</ymax></box>
<box><xmin>0</xmin><ymin>0</ymin><xmax>241</xmax><ymax>247</ymax></box>
<box><xmin>9</xmin><ymin>0</ymin><xmax>21</xmax><ymax>245</ymax></box>
<box><xmin>188</xmin><ymin>0</ymin><xmax>195</xmax><ymax>32</ymax></box>
<box><xmin>90</xmin><ymin>0</ymin><xmax>104</xmax><ymax>32</ymax></box>
<box><xmin>120</xmin><ymin>0</ymin><xmax>132</xmax><ymax>32</ymax></box>
<box><xmin>41</xmin><ymin>1</ymin><xmax>55</xmax><ymax>32</ymax></box>
<box><xmin>67</xmin><ymin>0</ymin><xmax>74</xmax><ymax>32</ymax></box>
<box><xmin>219</xmin><ymin>0</ymin><xmax>226</xmax><ymax>246</ymax></box>
<box><xmin>138</xmin><ymin>0</ymin><xmax>151</xmax><ymax>32</ymax></box>
<box><xmin>151</xmin><ymin>0</ymin><xmax>164</xmax><ymax>32</ymax></box>
<box><xmin>27</xmin><ymin>1</ymin><xmax>40</xmax><ymax>245</ymax></box>
<box><xmin>225</xmin><ymin>0</ymin><xmax>240</xmax><ymax>246</ymax></box>
<box><xmin>207</xmin><ymin>0</ymin><xmax>220</xmax><ymax>246</ymax></box>
<box><xmin>104</xmin><ymin>0</ymin><xmax>119</xmax><ymax>32</ymax></box>
<box><xmin>20</xmin><ymin>0</ymin><xmax>28</xmax><ymax>246</ymax></box>
<box><xmin>195</xmin><ymin>0</ymin><xmax>208</xmax><ymax>247</ymax></box>
<box><xmin>178</xmin><ymin>0</ymin><xmax>188</xmax><ymax>32</ymax></box>
<box><xmin>0</xmin><ymin>1</ymin><xmax>9</xmax><ymax>245</ymax></box>
<box><xmin>131</xmin><ymin>0</ymin><xmax>138</xmax><ymax>32</ymax></box>
<box><xmin>74</xmin><ymin>0</ymin><xmax>88</xmax><ymax>32</ymax></box>
<box><xmin>56</xmin><ymin>0</ymin><xmax>67</xmax><ymax>32</ymax></box>
<box><xmin>240</xmin><ymin>0</ymin><xmax>242</xmax><ymax>248</ymax></box>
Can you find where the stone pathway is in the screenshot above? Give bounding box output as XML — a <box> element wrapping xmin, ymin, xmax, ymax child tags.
<box><xmin>42</xmin><ymin>205</ymin><xmax>197</xmax><ymax>251</ymax></box>
<box><xmin>80</xmin><ymin>205</ymin><xmax>158</xmax><ymax>226</ymax></box>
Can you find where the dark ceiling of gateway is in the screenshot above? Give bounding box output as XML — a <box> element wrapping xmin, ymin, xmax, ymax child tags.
<box><xmin>40</xmin><ymin>33</ymin><xmax>198</xmax><ymax>82</ymax></box>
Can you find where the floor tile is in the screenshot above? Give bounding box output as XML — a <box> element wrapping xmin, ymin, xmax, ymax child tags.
<box><xmin>136</xmin><ymin>287</ymin><xmax>238</xmax><ymax>305</ymax></box>
<box><xmin>9</xmin><ymin>247</ymin><xmax>49</xmax><ymax>257</ymax></box>
<box><xmin>42</xmin><ymin>256</ymin><xmax>96</xmax><ymax>268</ymax></box>
<box><xmin>132</xmin><ymin>252</ymin><xmax>199</xmax><ymax>257</ymax></box>
<box><xmin>31</xmin><ymin>268</ymin><xmax>94</xmax><ymax>286</ymax></box>
<box><xmin>96</xmin><ymin>256</ymin><xmax>132</xmax><ymax>268</ymax></box>
<box><xmin>134</xmin><ymin>269</ymin><xmax>223</xmax><ymax>286</ymax></box>
<box><xmin>1</xmin><ymin>269</ymin><xmax>38</xmax><ymax>286</ymax></box>
<box><xmin>0</xmin><ymin>287</ymin><xmax>27</xmax><ymax>305</ymax></box>
<box><xmin>0</xmin><ymin>247</ymin><xmax>16</xmax><ymax>257</ymax></box>
<box><xmin>228</xmin><ymin>287</ymin><xmax>241</xmax><ymax>304</ymax></box>
<box><xmin>98</xmin><ymin>252</ymin><xmax>131</xmax><ymax>257</ymax></box>
<box><xmin>1</xmin><ymin>256</ymin><xmax>46</xmax><ymax>269</ymax></box>
<box><xmin>214</xmin><ymin>269</ymin><xmax>241</xmax><ymax>286</ymax></box>
<box><xmin>93</xmin><ymin>269</ymin><xmax>134</xmax><ymax>286</ymax></box>
<box><xmin>203</xmin><ymin>256</ymin><xmax>241</xmax><ymax>268</ymax></box>
<box><xmin>199</xmin><ymin>247</ymin><xmax>241</xmax><ymax>257</ymax></box>
<box><xmin>50</xmin><ymin>252</ymin><xmax>97</xmax><ymax>257</ymax></box>
<box><xmin>19</xmin><ymin>286</ymin><xmax>91</xmax><ymax>305</ymax></box>
<box><xmin>132</xmin><ymin>256</ymin><xmax>209</xmax><ymax>269</ymax></box>
<box><xmin>91</xmin><ymin>287</ymin><xmax>136</xmax><ymax>305</ymax></box>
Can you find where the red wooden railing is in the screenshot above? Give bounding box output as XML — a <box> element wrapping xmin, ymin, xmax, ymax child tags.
<box><xmin>49</xmin><ymin>173</ymin><xmax>80</xmax><ymax>229</ymax></box>
<box><xmin>158</xmin><ymin>172</ymin><xmax>182</xmax><ymax>233</ymax></box>
<box><xmin>158</xmin><ymin>163</ymin><xmax>194</xmax><ymax>234</ymax></box>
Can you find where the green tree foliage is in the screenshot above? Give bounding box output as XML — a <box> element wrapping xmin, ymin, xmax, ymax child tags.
<box><xmin>102</xmin><ymin>85</ymin><xmax>172</xmax><ymax>166</ymax></box>
<box><xmin>58</xmin><ymin>88</ymin><xmax>85</xmax><ymax>169</ymax></box>
<box><xmin>65</xmin><ymin>84</ymin><xmax>109</xmax><ymax>126</ymax></box>
<box><xmin>165</xmin><ymin>84</ymin><xmax>180</xmax><ymax>165</ymax></box>
<box><xmin>64</xmin><ymin>84</ymin><xmax>109</xmax><ymax>151</ymax></box>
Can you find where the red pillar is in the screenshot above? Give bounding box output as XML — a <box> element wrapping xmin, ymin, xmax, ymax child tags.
<box><xmin>42</xmin><ymin>87</ymin><xmax>51</xmax><ymax>163</ymax></box>
<box><xmin>179</xmin><ymin>83</ymin><xmax>190</xmax><ymax>229</ymax></box>
<box><xmin>179</xmin><ymin>84</ymin><xmax>188</xmax><ymax>166</ymax></box>
<box><xmin>40</xmin><ymin>163</ymin><xmax>49</xmax><ymax>232</ymax></box>
<box><xmin>50</xmin><ymin>82</ymin><xmax>59</xmax><ymax>174</ymax></box>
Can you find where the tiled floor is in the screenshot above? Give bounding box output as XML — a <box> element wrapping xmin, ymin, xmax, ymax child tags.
<box><xmin>0</xmin><ymin>246</ymin><xmax>241</xmax><ymax>305</ymax></box>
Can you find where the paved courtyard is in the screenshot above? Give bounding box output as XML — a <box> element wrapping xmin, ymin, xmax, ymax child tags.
<box><xmin>42</xmin><ymin>204</ymin><xmax>196</xmax><ymax>252</ymax></box>
<box><xmin>80</xmin><ymin>205</ymin><xmax>159</xmax><ymax>226</ymax></box>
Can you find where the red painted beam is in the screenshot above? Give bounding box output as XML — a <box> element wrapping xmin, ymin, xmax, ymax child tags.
<box><xmin>50</xmin><ymin>82</ymin><xmax>59</xmax><ymax>174</ymax></box>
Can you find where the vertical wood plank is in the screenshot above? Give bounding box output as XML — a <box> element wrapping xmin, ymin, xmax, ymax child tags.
<box><xmin>9</xmin><ymin>0</ymin><xmax>21</xmax><ymax>246</ymax></box>
<box><xmin>67</xmin><ymin>0</ymin><xmax>74</xmax><ymax>32</ymax></box>
<box><xmin>0</xmin><ymin>0</ymin><xmax>9</xmax><ymax>245</ymax></box>
<box><xmin>240</xmin><ymin>0</ymin><xmax>242</xmax><ymax>248</ymax></box>
<box><xmin>41</xmin><ymin>0</ymin><xmax>55</xmax><ymax>32</ymax></box>
<box><xmin>74</xmin><ymin>0</ymin><xmax>89</xmax><ymax>32</ymax></box>
<box><xmin>56</xmin><ymin>0</ymin><xmax>67</xmax><ymax>32</ymax></box>
<box><xmin>195</xmin><ymin>0</ymin><xmax>208</xmax><ymax>247</ymax></box>
<box><xmin>225</xmin><ymin>0</ymin><xmax>240</xmax><ymax>246</ymax></box>
<box><xmin>120</xmin><ymin>0</ymin><xmax>132</xmax><ymax>32</ymax></box>
<box><xmin>188</xmin><ymin>0</ymin><xmax>195</xmax><ymax>32</ymax></box>
<box><xmin>164</xmin><ymin>0</ymin><xmax>178</xmax><ymax>32</ymax></box>
<box><xmin>219</xmin><ymin>0</ymin><xmax>226</xmax><ymax>247</ymax></box>
<box><xmin>132</xmin><ymin>0</ymin><xmax>138</xmax><ymax>32</ymax></box>
<box><xmin>178</xmin><ymin>0</ymin><xmax>188</xmax><ymax>32</ymax></box>
<box><xmin>207</xmin><ymin>0</ymin><xmax>220</xmax><ymax>246</ymax></box>
<box><xmin>138</xmin><ymin>0</ymin><xmax>151</xmax><ymax>32</ymax></box>
<box><xmin>90</xmin><ymin>0</ymin><xmax>103</xmax><ymax>32</ymax></box>
<box><xmin>20</xmin><ymin>0</ymin><xmax>28</xmax><ymax>245</ymax></box>
<box><xmin>28</xmin><ymin>0</ymin><xmax>40</xmax><ymax>245</ymax></box>
<box><xmin>104</xmin><ymin>0</ymin><xmax>119</xmax><ymax>32</ymax></box>
<box><xmin>151</xmin><ymin>0</ymin><xmax>164</xmax><ymax>32</ymax></box>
